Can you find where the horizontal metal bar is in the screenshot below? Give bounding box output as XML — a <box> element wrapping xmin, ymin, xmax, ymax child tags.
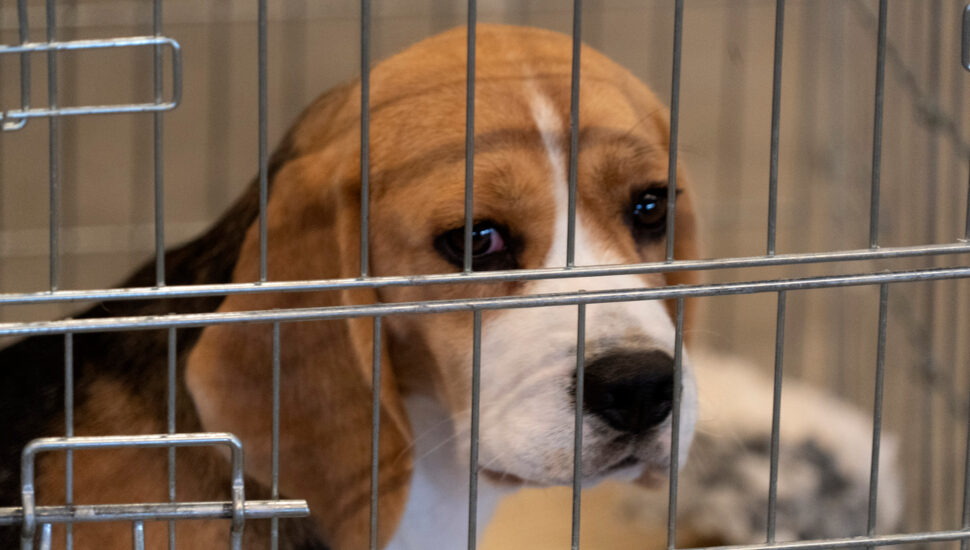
<box><xmin>687</xmin><ymin>527</ymin><xmax>970</xmax><ymax>550</ymax></box>
<box><xmin>0</xmin><ymin>266</ymin><xmax>968</xmax><ymax>337</ymax></box>
<box><xmin>22</xmin><ymin>433</ymin><xmax>241</xmax><ymax>455</ymax></box>
<box><xmin>0</xmin><ymin>36</ymin><xmax>181</xmax><ymax>126</ymax></box>
<box><xmin>1</xmin><ymin>242</ymin><xmax>968</xmax><ymax>307</ymax></box>
<box><xmin>20</xmin><ymin>434</ymin><xmax>244</xmax><ymax>550</ymax></box>
<box><xmin>0</xmin><ymin>500</ymin><xmax>309</xmax><ymax>526</ymax></box>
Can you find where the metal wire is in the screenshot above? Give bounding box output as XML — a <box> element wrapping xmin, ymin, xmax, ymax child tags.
<box><xmin>153</xmin><ymin>0</ymin><xmax>166</xmax><ymax>286</ymax></box>
<box><xmin>272</xmin><ymin>322</ymin><xmax>281</xmax><ymax>550</ymax></box>
<box><xmin>868</xmin><ymin>0</ymin><xmax>888</xmax><ymax>249</ymax></box>
<box><xmin>468</xmin><ymin>311</ymin><xmax>482</xmax><ymax>550</ymax></box>
<box><xmin>766</xmin><ymin>0</ymin><xmax>785</xmax><ymax>256</ymax></box>
<box><xmin>47</xmin><ymin>0</ymin><xmax>59</xmax><ymax>291</ymax></box>
<box><xmin>0</xmin><ymin>37</ymin><xmax>183</xmax><ymax>127</ymax></box>
<box><xmin>257</xmin><ymin>0</ymin><xmax>268</xmax><ymax>282</ymax></box>
<box><xmin>3</xmin><ymin>242</ymin><xmax>967</xmax><ymax>307</ymax></box>
<box><xmin>369</xmin><ymin>318</ymin><xmax>381</xmax><ymax>550</ymax></box>
<box><xmin>766</xmin><ymin>291</ymin><xmax>786</xmax><ymax>543</ymax></box>
<box><xmin>3</xmin><ymin>266</ymin><xmax>968</xmax><ymax>337</ymax></box>
<box><xmin>63</xmin><ymin>334</ymin><xmax>73</xmax><ymax>550</ymax></box>
<box><xmin>463</xmin><ymin>1</ymin><xmax>477</xmax><ymax>274</ymax></box>
<box><xmin>571</xmin><ymin>304</ymin><xmax>586</xmax><ymax>550</ymax></box>
<box><xmin>665</xmin><ymin>0</ymin><xmax>684</xmax><ymax>263</ymax></box>
<box><xmin>666</xmin><ymin>297</ymin><xmax>685</xmax><ymax>550</ymax></box>
<box><xmin>566</xmin><ymin>0</ymin><xmax>582</xmax><ymax>268</ymax></box>
<box><xmin>867</xmin><ymin>284</ymin><xmax>889</xmax><ymax>548</ymax></box>
<box><xmin>360</xmin><ymin>0</ymin><xmax>371</xmax><ymax>278</ymax></box>
<box><xmin>167</xmin><ymin>328</ymin><xmax>177</xmax><ymax>550</ymax></box>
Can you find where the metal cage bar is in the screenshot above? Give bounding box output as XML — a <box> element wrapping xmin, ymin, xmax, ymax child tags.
<box><xmin>3</xmin><ymin>243</ymin><xmax>967</xmax><ymax>308</ymax></box>
<box><xmin>153</xmin><ymin>0</ymin><xmax>166</xmax><ymax>286</ymax></box>
<box><xmin>665</xmin><ymin>0</ymin><xmax>684</xmax><ymax>263</ymax></box>
<box><xmin>571</xmin><ymin>303</ymin><xmax>586</xmax><ymax>550</ymax></box>
<box><xmin>257</xmin><ymin>0</ymin><xmax>269</xmax><ymax>282</ymax></box>
<box><xmin>360</xmin><ymin>0</ymin><xmax>372</xmax><ymax>277</ymax></box>
<box><xmin>765</xmin><ymin>291</ymin><xmax>787</xmax><ymax>543</ymax></box>
<box><xmin>868</xmin><ymin>0</ymin><xmax>888</xmax><ymax>248</ymax></box>
<box><xmin>272</xmin><ymin>322</ymin><xmax>282</xmax><ymax>550</ymax></box>
<box><xmin>463</xmin><ymin>1</ymin><xmax>477</xmax><ymax>274</ymax></box>
<box><xmin>467</xmin><ymin>311</ymin><xmax>483</xmax><ymax>550</ymax></box>
<box><xmin>3</xmin><ymin>266</ymin><xmax>968</xmax><ymax>337</ymax></box>
<box><xmin>166</xmin><ymin>328</ymin><xmax>177</xmax><ymax>550</ymax></box>
<box><xmin>369</xmin><ymin>317</ymin><xmax>381</xmax><ymax>550</ymax></box>
<box><xmin>666</xmin><ymin>297</ymin><xmax>685</xmax><ymax>550</ymax></box>
<box><xmin>0</xmin><ymin>37</ymin><xmax>183</xmax><ymax>127</ymax></box>
<box><xmin>866</xmin><ymin>283</ymin><xmax>890</xmax><ymax>548</ymax></box>
<box><xmin>766</xmin><ymin>0</ymin><xmax>786</xmax><ymax>256</ymax></box>
<box><xmin>566</xmin><ymin>0</ymin><xmax>582</xmax><ymax>268</ymax></box>
<box><xmin>62</xmin><ymin>334</ymin><xmax>73</xmax><ymax>550</ymax></box>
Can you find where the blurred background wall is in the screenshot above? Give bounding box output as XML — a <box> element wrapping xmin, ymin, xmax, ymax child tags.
<box><xmin>2</xmin><ymin>0</ymin><xmax>969</xmax><ymax>547</ymax></box>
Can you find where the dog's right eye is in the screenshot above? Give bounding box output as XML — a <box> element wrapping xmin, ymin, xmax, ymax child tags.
<box><xmin>434</xmin><ymin>222</ymin><xmax>517</xmax><ymax>271</ymax></box>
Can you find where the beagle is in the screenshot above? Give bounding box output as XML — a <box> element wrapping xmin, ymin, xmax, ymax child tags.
<box><xmin>0</xmin><ymin>24</ymin><xmax>700</xmax><ymax>549</ymax></box>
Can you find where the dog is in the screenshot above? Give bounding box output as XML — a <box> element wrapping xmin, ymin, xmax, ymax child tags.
<box><xmin>0</xmin><ymin>24</ymin><xmax>700</xmax><ymax>549</ymax></box>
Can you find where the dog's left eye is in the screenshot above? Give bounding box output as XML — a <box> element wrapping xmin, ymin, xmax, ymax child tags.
<box><xmin>631</xmin><ymin>187</ymin><xmax>668</xmax><ymax>239</ymax></box>
<box><xmin>434</xmin><ymin>222</ymin><xmax>516</xmax><ymax>271</ymax></box>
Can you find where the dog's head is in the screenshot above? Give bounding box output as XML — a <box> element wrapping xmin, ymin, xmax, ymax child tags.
<box><xmin>187</xmin><ymin>24</ymin><xmax>698</xmax><ymax>549</ymax></box>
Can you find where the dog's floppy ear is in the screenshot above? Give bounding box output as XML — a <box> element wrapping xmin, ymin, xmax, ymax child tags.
<box><xmin>186</xmin><ymin>124</ymin><xmax>412</xmax><ymax>550</ymax></box>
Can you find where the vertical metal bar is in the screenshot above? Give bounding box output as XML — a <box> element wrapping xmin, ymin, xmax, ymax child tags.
<box><xmin>666</xmin><ymin>298</ymin><xmax>685</xmax><ymax>550</ymax></box>
<box><xmin>920</xmin><ymin>2</ymin><xmax>942</xmax><ymax>534</ymax></box>
<box><xmin>665</xmin><ymin>0</ymin><xmax>684</xmax><ymax>263</ymax></box>
<box><xmin>463</xmin><ymin>1</ymin><xmax>477</xmax><ymax>274</ymax></box>
<box><xmin>360</xmin><ymin>0</ymin><xmax>372</xmax><ymax>278</ymax></box>
<box><xmin>766</xmin><ymin>0</ymin><xmax>785</xmax><ymax>256</ymax></box>
<box><xmin>132</xmin><ymin>521</ymin><xmax>145</xmax><ymax>550</ymax></box>
<box><xmin>766</xmin><ymin>291</ymin><xmax>786</xmax><ymax>543</ymax></box>
<box><xmin>166</xmin><ymin>328</ymin><xmax>176</xmax><ymax>550</ymax></box>
<box><xmin>257</xmin><ymin>0</ymin><xmax>268</xmax><ymax>282</ymax></box>
<box><xmin>467</xmin><ymin>310</ymin><xmax>482</xmax><ymax>550</ymax></box>
<box><xmin>47</xmin><ymin>0</ymin><xmax>60</xmax><ymax>291</ymax></box>
<box><xmin>369</xmin><ymin>317</ymin><xmax>381</xmax><ymax>550</ymax></box>
<box><xmin>271</xmin><ymin>322</ymin><xmax>281</xmax><ymax>550</ymax></box>
<box><xmin>571</xmin><ymin>303</ymin><xmax>586</xmax><ymax>550</ymax></box>
<box><xmin>153</xmin><ymin>0</ymin><xmax>165</xmax><ymax>286</ymax></box>
<box><xmin>9</xmin><ymin>0</ymin><xmax>31</xmax><ymax>131</ymax></box>
<box><xmin>868</xmin><ymin>0</ymin><xmax>888</xmax><ymax>249</ymax></box>
<box><xmin>38</xmin><ymin>524</ymin><xmax>51</xmax><ymax>550</ymax></box>
<box><xmin>63</xmin><ymin>333</ymin><xmax>73</xmax><ymax>550</ymax></box>
<box><xmin>867</xmin><ymin>284</ymin><xmax>890</xmax><ymax>546</ymax></box>
<box><xmin>965</xmin><ymin>158</ymin><xmax>970</xmax><ymax>242</ymax></box>
<box><xmin>566</xmin><ymin>0</ymin><xmax>582</xmax><ymax>268</ymax></box>
<box><xmin>962</xmin><ymin>327</ymin><xmax>970</xmax><ymax>550</ymax></box>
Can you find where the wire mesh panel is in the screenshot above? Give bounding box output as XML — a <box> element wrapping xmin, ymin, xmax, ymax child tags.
<box><xmin>1</xmin><ymin>1</ymin><xmax>969</xmax><ymax>550</ymax></box>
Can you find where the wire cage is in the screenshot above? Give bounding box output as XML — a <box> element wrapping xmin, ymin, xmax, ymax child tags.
<box><xmin>1</xmin><ymin>1</ymin><xmax>969</xmax><ymax>549</ymax></box>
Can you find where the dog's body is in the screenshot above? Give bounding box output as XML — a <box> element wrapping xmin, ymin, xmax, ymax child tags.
<box><xmin>0</xmin><ymin>25</ymin><xmax>699</xmax><ymax>549</ymax></box>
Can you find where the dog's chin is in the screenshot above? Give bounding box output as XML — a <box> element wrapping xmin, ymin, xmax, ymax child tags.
<box><xmin>480</xmin><ymin>454</ymin><xmax>665</xmax><ymax>489</ymax></box>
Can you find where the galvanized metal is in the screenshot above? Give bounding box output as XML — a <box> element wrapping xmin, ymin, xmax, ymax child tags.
<box><xmin>666</xmin><ymin>297</ymin><xmax>685</xmax><ymax>550</ymax></box>
<box><xmin>571</xmin><ymin>304</ymin><xmax>586</xmax><ymax>550</ymax></box>
<box><xmin>0</xmin><ymin>36</ymin><xmax>182</xmax><ymax>129</ymax></box>
<box><xmin>665</xmin><ymin>0</ymin><xmax>684</xmax><ymax>263</ymax></box>
<box><xmin>1</xmin><ymin>242</ymin><xmax>966</xmax><ymax>308</ymax></box>
<box><xmin>766</xmin><ymin>291</ymin><xmax>786</xmax><ymax>543</ymax></box>
<box><xmin>0</xmin><ymin>500</ymin><xmax>310</xmax><ymax>527</ymax></box>
<box><xmin>17</xmin><ymin>434</ymin><xmax>256</xmax><ymax>550</ymax></box>
<box><xmin>2</xmin><ymin>266</ymin><xmax>968</xmax><ymax>338</ymax></box>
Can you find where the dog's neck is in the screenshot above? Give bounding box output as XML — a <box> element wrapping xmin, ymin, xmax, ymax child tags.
<box><xmin>386</xmin><ymin>395</ymin><xmax>512</xmax><ymax>550</ymax></box>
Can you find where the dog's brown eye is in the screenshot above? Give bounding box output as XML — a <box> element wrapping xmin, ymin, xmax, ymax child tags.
<box><xmin>434</xmin><ymin>221</ymin><xmax>517</xmax><ymax>271</ymax></box>
<box><xmin>631</xmin><ymin>188</ymin><xmax>668</xmax><ymax>239</ymax></box>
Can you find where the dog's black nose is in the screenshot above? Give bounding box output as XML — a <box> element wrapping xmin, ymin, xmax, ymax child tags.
<box><xmin>581</xmin><ymin>350</ymin><xmax>675</xmax><ymax>434</ymax></box>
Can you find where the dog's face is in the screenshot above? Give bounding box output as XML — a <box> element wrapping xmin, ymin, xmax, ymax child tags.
<box><xmin>364</xmin><ymin>26</ymin><xmax>699</xmax><ymax>486</ymax></box>
<box><xmin>188</xmin><ymin>24</ymin><xmax>699</xmax><ymax>548</ymax></box>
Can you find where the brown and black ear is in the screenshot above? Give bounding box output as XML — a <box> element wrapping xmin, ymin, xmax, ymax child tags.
<box><xmin>186</xmin><ymin>119</ymin><xmax>412</xmax><ymax>549</ymax></box>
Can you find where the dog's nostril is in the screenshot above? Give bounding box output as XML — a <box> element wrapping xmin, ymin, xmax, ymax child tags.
<box><xmin>581</xmin><ymin>350</ymin><xmax>675</xmax><ymax>434</ymax></box>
